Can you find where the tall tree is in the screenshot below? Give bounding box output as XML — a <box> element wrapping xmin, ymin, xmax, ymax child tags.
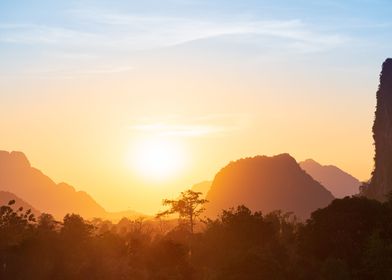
<box><xmin>157</xmin><ymin>190</ymin><xmax>208</xmax><ymax>234</ymax></box>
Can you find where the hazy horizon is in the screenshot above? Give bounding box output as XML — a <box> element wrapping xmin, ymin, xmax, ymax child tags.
<box><xmin>1</xmin><ymin>0</ymin><xmax>392</xmax><ymax>214</ymax></box>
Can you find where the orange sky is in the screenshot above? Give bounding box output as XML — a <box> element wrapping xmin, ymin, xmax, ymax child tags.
<box><xmin>1</xmin><ymin>55</ymin><xmax>377</xmax><ymax>214</ymax></box>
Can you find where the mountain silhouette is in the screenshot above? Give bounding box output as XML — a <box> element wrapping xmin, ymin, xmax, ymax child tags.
<box><xmin>0</xmin><ymin>190</ymin><xmax>41</xmax><ymax>218</ymax></box>
<box><xmin>0</xmin><ymin>150</ymin><xmax>143</xmax><ymax>220</ymax></box>
<box><xmin>191</xmin><ymin>181</ymin><xmax>212</xmax><ymax>198</ymax></box>
<box><xmin>365</xmin><ymin>58</ymin><xmax>392</xmax><ymax>200</ymax></box>
<box><xmin>205</xmin><ymin>154</ymin><xmax>334</xmax><ymax>219</ymax></box>
<box><xmin>300</xmin><ymin>159</ymin><xmax>360</xmax><ymax>198</ymax></box>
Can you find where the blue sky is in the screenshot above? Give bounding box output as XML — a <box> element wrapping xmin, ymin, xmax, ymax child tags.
<box><xmin>1</xmin><ymin>0</ymin><xmax>390</xmax><ymax>94</ymax></box>
<box><xmin>1</xmin><ymin>0</ymin><xmax>391</xmax><ymax>59</ymax></box>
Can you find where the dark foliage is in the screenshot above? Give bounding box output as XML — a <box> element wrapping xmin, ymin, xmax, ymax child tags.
<box><xmin>2</xmin><ymin>195</ymin><xmax>392</xmax><ymax>279</ymax></box>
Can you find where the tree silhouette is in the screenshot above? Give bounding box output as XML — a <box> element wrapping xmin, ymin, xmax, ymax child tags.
<box><xmin>3</xmin><ymin>195</ymin><xmax>392</xmax><ymax>279</ymax></box>
<box><xmin>0</xmin><ymin>200</ymin><xmax>35</xmax><ymax>279</ymax></box>
<box><xmin>157</xmin><ymin>190</ymin><xmax>208</xmax><ymax>234</ymax></box>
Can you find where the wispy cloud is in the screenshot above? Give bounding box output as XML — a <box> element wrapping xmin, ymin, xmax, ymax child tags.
<box><xmin>130</xmin><ymin>123</ymin><xmax>229</xmax><ymax>137</ymax></box>
<box><xmin>72</xmin><ymin>10</ymin><xmax>347</xmax><ymax>52</ymax></box>
<box><xmin>0</xmin><ymin>23</ymin><xmax>98</xmax><ymax>46</ymax></box>
<box><xmin>0</xmin><ymin>7</ymin><xmax>351</xmax><ymax>79</ymax></box>
<box><xmin>0</xmin><ymin>64</ymin><xmax>134</xmax><ymax>81</ymax></box>
<box><xmin>129</xmin><ymin>114</ymin><xmax>246</xmax><ymax>137</ymax></box>
<box><xmin>74</xmin><ymin>66</ymin><xmax>134</xmax><ymax>75</ymax></box>
<box><xmin>0</xmin><ymin>10</ymin><xmax>348</xmax><ymax>53</ymax></box>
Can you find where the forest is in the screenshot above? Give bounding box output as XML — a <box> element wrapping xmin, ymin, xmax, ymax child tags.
<box><xmin>1</xmin><ymin>190</ymin><xmax>392</xmax><ymax>280</ymax></box>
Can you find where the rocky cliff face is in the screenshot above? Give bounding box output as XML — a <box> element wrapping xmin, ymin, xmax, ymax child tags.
<box><xmin>365</xmin><ymin>58</ymin><xmax>392</xmax><ymax>200</ymax></box>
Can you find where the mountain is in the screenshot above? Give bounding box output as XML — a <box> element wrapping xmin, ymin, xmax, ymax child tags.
<box><xmin>0</xmin><ymin>190</ymin><xmax>41</xmax><ymax>218</ymax></box>
<box><xmin>0</xmin><ymin>150</ymin><xmax>143</xmax><ymax>220</ymax></box>
<box><xmin>299</xmin><ymin>159</ymin><xmax>360</xmax><ymax>198</ymax></box>
<box><xmin>191</xmin><ymin>181</ymin><xmax>212</xmax><ymax>198</ymax></box>
<box><xmin>205</xmin><ymin>154</ymin><xmax>334</xmax><ymax>219</ymax></box>
<box><xmin>365</xmin><ymin>58</ymin><xmax>392</xmax><ymax>201</ymax></box>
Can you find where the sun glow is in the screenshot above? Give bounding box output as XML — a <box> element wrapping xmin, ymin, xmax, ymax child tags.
<box><xmin>128</xmin><ymin>138</ymin><xmax>186</xmax><ymax>181</ymax></box>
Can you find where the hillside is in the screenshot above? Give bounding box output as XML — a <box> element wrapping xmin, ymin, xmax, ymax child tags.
<box><xmin>0</xmin><ymin>190</ymin><xmax>41</xmax><ymax>218</ymax></box>
<box><xmin>300</xmin><ymin>159</ymin><xmax>361</xmax><ymax>198</ymax></box>
<box><xmin>0</xmin><ymin>150</ymin><xmax>142</xmax><ymax>220</ymax></box>
<box><xmin>191</xmin><ymin>181</ymin><xmax>212</xmax><ymax>198</ymax></box>
<box><xmin>205</xmin><ymin>154</ymin><xmax>334</xmax><ymax>219</ymax></box>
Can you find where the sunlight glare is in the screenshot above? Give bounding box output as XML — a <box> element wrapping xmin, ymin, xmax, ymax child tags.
<box><xmin>128</xmin><ymin>137</ymin><xmax>186</xmax><ymax>181</ymax></box>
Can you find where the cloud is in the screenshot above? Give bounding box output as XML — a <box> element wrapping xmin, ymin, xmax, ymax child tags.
<box><xmin>130</xmin><ymin>124</ymin><xmax>229</xmax><ymax>137</ymax></box>
<box><xmin>129</xmin><ymin>114</ymin><xmax>246</xmax><ymax>137</ymax></box>
<box><xmin>74</xmin><ymin>10</ymin><xmax>347</xmax><ymax>52</ymax></box>
<box><xmin>0</xmin><ymin>23</ymin><xmax>98</xmax><ymax>46</ymax></box>
<box><xmin>74</xmin><ymin>66</ymin><xmax>134</xmax><ymax>75</ymax></box>
<box><xmin>0</xmin><ymin>8</ymin><xmax>350</xmax><ymax>79</ymax></box>
<box><xmin>0</xmin><ymin>11</ymin><xmax>348</xmax><ymax>53</ymax></box>
<box><xmin>0</xmin><ymin>65</ymin><xmax>134</xmax><ymax>80</ymax></box>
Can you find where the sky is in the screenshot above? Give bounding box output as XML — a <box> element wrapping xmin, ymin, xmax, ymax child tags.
<box><xmin>1</xmin><ymin>0</ymin><xmax>392</xmax><ymax>214</ymax></box>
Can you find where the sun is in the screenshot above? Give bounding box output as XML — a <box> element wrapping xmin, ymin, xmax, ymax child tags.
<box><xmin>128</xmin><ymin>137</ymin><xmax>186</xmax><ymax>181</ymax></box>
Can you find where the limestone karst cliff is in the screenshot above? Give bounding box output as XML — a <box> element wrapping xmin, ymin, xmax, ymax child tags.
<box><xmin>364</xmin><ymin>58</ymin><xmax>392</xmax><ymax>200</ymax></box>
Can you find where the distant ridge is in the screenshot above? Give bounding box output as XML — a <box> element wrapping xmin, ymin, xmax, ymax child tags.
<box><xmin>300</xmin><ymin>159</ymin><xmax>360</xmax><ymax>198</ymax></box>
<box><xmin>191</xmin><ymin>181</ymin><xmax>212</xmax><ymax>198</ymax></box>
<box><xmin>205</xmin><ymin>154</ymin><xmax>334</xmax><ymax>219</ymax></box>
<box><xmin>0</xmin><ymin>190</ymin><xmax>41</xmax><ymax>218</ymax></box>
<box><xmin>0</xmin><ymin>150</ymin><xmax>144</xmax><ymax>220</ymax></box>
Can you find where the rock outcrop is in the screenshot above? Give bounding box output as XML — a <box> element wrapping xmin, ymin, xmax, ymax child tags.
<box><xmin>364</xmin><ymin>58</ymin><xmax>392</xmax><ymax>200</ymax></box>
